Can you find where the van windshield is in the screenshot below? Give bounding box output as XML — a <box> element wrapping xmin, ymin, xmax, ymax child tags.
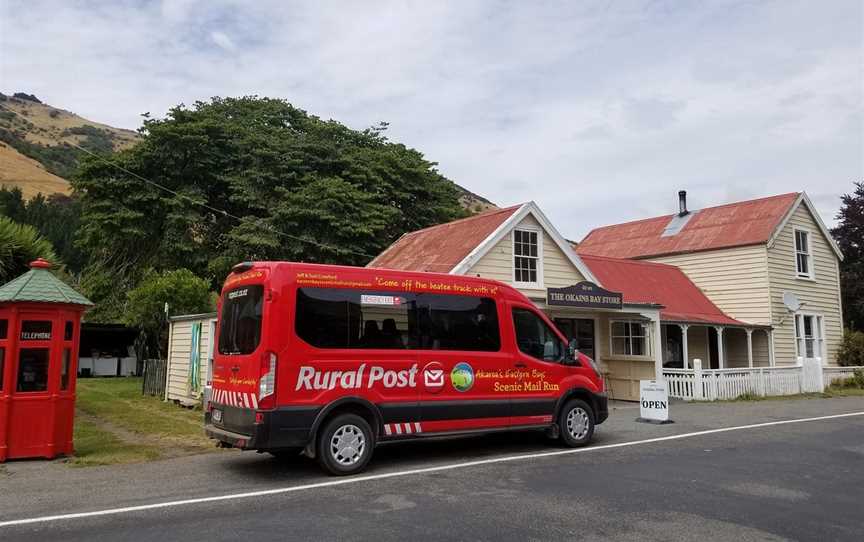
<box><xmin>218</xmin><ymin>285</ymin><xmax>263</xmax><ymax>355</ymax></box>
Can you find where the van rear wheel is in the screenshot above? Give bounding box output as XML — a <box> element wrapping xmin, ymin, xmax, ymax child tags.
<box><xmin>559</xmin><ymin>399</ymin><xmax>595</xmax><ymax>447</ymax></box>
<box><xmin>317</xmin><ymin>413</ymin><xmax>374</xmax><ymax>476</ymax></box>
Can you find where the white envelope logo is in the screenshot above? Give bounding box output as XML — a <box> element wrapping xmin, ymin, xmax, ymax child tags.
<box><xmin>424</xmin><ymin>369</ymin><xmax>444</xmax><ymax>387</ymax></box>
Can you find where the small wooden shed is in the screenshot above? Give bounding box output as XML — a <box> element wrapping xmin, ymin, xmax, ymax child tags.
<box><xmin>165</xmin><ymin>312</ymin><xmax>217</xmax><ymax>407</ymax></box>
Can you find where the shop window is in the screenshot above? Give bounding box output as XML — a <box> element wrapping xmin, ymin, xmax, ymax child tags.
<box><xmin>17</xmin><ymin>348</ymin><xmax>49</xmax><ymax>392</ymax></box>
<box><xmin>513</xmin><ymin>229</ymin><xmax>540</xmax><ymax>285</ymax></box>
<box><xmin>21</xmin><ymin>320</ymin><xmax>52</xmax><ymax>341</ymax></box>
<box><xmin>0</xmin><ymin>347</ymin><xmax>5</xmax><ymax>391</ymax></box>
<box><xmin>512</xmin><ymin>308</ymin><xmax>564</xmax><ymax>362</ymax></box>
<box><xmin>794</xmin><ymin>228</ymin><xmax>813</xmax><ymax>279</ymax></box>
<box><xmin>61</xmin><ymin>349</ymin><xmax>71</xmax><ymax>390</ymax></box>
<box><xmin>65</xmin><ymin>321</ymin><xmax>74</xmax><ymax>341</ymax></box>
<box><xmin>0</xmin><ymin>319</ymin><xmax>7</xmax><ymax>340</ymax></box>
<box><xmin>611</xmin><ymin>320</ymin><xmax>650</xmax><ymax>357</ymax></box>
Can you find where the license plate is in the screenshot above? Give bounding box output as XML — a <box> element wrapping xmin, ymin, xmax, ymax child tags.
<box><xmin>212</xmin><ymin>409</ymin><xmax>223</xmax><ymax>423</ymax></box>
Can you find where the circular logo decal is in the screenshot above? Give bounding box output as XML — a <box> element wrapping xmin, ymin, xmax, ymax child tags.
<box><xmin>422</xmin><ymin>361</ymin><xmax>445</xmax><ymax>394</ymax></box>
<box><xmin>450</xmin><ymin>362</ymin><xmax>475</xmax><ymax>393</ymax></box>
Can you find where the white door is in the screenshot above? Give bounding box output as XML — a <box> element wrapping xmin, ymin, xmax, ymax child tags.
<box><xmin>795</xmin><ymin>314</ymin><xmax>824</xmax><ymax>364</ymax></box>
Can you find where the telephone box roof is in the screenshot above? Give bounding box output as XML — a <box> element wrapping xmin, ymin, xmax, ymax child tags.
<box><xmin>0</xmin><ymin>259</ymin><xmax>93</xmax><ymax>306</ymax></box>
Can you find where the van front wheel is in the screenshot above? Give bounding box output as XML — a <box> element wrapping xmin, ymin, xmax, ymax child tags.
<box><xmin>317</xmin><ymin>413</ymin><xmax>374</xmax><ymax>476</ymax></box>
<box><xmin>559</xmin><ymin>399</ymin><xmax>595</xmax><ymax>447</ymax></box>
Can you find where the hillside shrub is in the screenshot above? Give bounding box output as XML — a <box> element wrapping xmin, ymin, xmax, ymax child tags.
<box><xmin>124</xmin><ymin>269</ymin><xmax>213</xmax><ymax>358</ymax></box>
<box><xmin>13</xmin><ymin>93</ymin><xmax>41</xmax><ymax>103</ymax></box>
<box><xmin>0</xmin><ymin>215</ymin><xmax>59</xmax><ymax>282</ymax></box>
<box><xmin>837</xmin><ymin>330</ymin><xmax>864</xmax><ymax>367</ymax></box>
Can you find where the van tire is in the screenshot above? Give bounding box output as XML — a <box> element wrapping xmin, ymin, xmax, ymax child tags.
<box><xmin>317</xmin><ymin>413</ymin><xmax>374</xmax><ymax>476</ymax></box>
<box><xmin>558</xmin><ymin>399</ymin><xmax>595</xmax><ymax>447</ymax></box>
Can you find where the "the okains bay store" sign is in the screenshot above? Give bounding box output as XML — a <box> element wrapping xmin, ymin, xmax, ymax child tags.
<box><xmin>547</xmin><ymin>282</ymin><xmax>623</xmax><ymax>310</ymax></box>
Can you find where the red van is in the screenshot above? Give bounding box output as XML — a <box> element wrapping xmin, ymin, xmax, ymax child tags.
<box><xmin>205</xmin><ymin>262</ymin><xmax>608</xmax><ymax>475</ymax></box>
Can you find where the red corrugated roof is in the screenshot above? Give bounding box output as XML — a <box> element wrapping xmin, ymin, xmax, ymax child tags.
<box><xmin>367</xmin><ymin>205</ymin><xmax>521</xmax><ymax>272</ymax></box>
<box><xmin>581</xmin><ymin>254</ymin><xmax>747</xmax><ymax>326</ymax></box>
<box><xmin>576</xmin><ymin>193</ymin><xmax>800</xmax><ymax>259</ymax></box>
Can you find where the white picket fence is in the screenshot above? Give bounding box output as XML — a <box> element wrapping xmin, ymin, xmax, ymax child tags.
<box><xmin>664</xmin><ymin>359</ymin><xmax>864</xmax><ymax>401</ymax></box>
<box><xmin>823</xmin><ymin>366</ymin><xmax>864</xmax><ymax>386</ymax></box>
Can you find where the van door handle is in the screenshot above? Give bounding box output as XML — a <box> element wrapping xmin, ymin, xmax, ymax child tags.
<box><xmin>514</xmin><ymin>362</ymin><xmax>527</xmax><ymax>368</ymax></box>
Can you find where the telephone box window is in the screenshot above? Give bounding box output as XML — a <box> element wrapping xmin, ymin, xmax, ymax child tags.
<box><xmin>0</xmin><ymin>347</ymin><xmax>5</xmax><ymax>391</ymax></box>
<box><xmin>0</xmin><ymin>319</ymin><xmax>7</xmax><ymax>340</ymax></box>
<box><xmin>17</xmin><ymin>349</ymin><xmax>49</xmax><ymax>392</ymax></box>
<box><xmin>21</xmin><ymin>321</ymin><xmax>52</xmax><ymax>341</ymax></box>
<box><xmin>64</xmin><ymin>321</ymin><xmax>74</xmax><ymax>341</ymax></box>
<box><xmin>61</xmin><ymin>349</ymin><xmax>71</xmax><ymax>390</ymax></box>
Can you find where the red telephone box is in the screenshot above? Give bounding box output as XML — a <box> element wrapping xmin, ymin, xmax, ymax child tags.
<box><xmin>0</xmin><ymin>259</ymin><xmax>93</xmax><ymax>462</ymax></box>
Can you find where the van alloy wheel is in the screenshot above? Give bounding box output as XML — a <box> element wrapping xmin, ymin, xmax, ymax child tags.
<box><xmin>558</xmin><ymin>398</ymin><xmax>594</xmax><ymax>448</ymax></box>
<box><xmin>566</xmin><ymin>407</ymin><xmax>590</xmax><ymax>441</ymax></box>
<box><xmin>330</xmin><ymin>424</ymin><xmax>366</xmax><ymax>466</ymax></box>
<box><xmin>317</xmin><ymin>413</ymin><xmax>375</xmax><ymax>476</ymax></box>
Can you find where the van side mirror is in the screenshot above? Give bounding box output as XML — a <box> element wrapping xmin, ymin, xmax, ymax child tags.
<box><xmin>565</xmin><ymin>339</ymin><xmax>580</xmax><ymax>365</ymax></box>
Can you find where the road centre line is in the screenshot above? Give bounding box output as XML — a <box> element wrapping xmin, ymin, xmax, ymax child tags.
<box><xmin>2</xmin><ymin>410</ymin><xmax>862</xmax><ymax>528</ymax></box>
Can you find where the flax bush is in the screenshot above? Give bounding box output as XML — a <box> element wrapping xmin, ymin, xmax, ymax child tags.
<box><xmin>837</xmin><ymin>330</ymin><xmax>864</xmax><ymax>367</ymax></box>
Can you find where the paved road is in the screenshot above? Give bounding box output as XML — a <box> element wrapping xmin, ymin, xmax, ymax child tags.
<box><xmin>2</xmin><ymin>397</ymin><xmax>863</xmax><ymax>541</ymax></box>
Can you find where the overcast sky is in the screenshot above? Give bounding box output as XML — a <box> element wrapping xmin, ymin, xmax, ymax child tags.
<box><xmin>2</xmin><ymin>0</ymin><xmax>862</xmax><ymax>239</ymax></box>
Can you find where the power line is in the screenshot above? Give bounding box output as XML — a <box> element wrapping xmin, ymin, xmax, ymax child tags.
<box><xmin>0</xmin><ymin>103</ymin><xmax>376</xmax><ymax>259</ymax></box>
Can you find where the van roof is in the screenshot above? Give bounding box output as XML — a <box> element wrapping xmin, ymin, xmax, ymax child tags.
<box><xmin>224</xmin><ymin>261</ymin><xmax>523</xmax><ymax>299</ymax></box>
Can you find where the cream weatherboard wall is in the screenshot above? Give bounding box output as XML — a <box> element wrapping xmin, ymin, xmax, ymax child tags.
<box><xmin>650</xmin><ymin>244</ymin><xmax>772</xmax><ymax>325</ymax></box>
<box><xmin>767</xmin><ymin>204</ymin><xmax>843</xmax><ymax>366</ymax></box>
<box><xmin>468</xmin><ymin>214</ymin><xmax>587</xmax><ymax>299</ymax></box>
<box><xmin>595</xmin><ymin>313</ymin><xmax>656</xmax><ymax>401</ymax></box>
<box><xmin>166</xmin><ymin>314</ymin><xmax>217</xmax><ymax>405</ymax></box>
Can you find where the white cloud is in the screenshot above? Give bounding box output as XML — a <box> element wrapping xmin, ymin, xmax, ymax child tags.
<box><xmin>1</xmin><ymin>0</ymin><xmax>861</xmax><ymax>238</ymax></box>
<box><xmin>210</xmin><ymin>31</ymin><xmax>236</xmax><ymax>52</ymax></box>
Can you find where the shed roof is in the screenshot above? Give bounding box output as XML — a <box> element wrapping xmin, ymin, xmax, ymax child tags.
<box><xmin>576</xmin><ymin>192</ymin><xmax>800</xmax><ymax>259</ymax></box>
<box><xmin>0</xmin><ymin>259</ymin><xmax>93</xmax><ymax>306</ymax></box>
<box><xmin>580</xmin><ymin>255</ymin><xmax>750</xmax><ymax>326</ymax></box>
<box><xmin>367</xmin><ymin>205</ymin><xmax>521</xmax><ymax>272</ymax></box>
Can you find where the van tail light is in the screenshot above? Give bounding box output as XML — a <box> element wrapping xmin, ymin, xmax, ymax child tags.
<box><xmin>258</xmin><ymin>351</ymin><xmax>277</xmax><ymax>410</ymax></box>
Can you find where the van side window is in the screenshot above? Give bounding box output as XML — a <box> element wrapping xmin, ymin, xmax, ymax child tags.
<box><xmin>416</xmin><ymin>294</ymin><xmax>500</xmax><ymax>352</ymax></box>
<box><xmin>295</xmin><ymin>288</ymin><xmax>500</xmax><ymax>352</ymax></box>
<box><xmin>512</xmin><ymin>308</ymin><xmax>563</xmax><ymax>362</ymax></box>
<box><xmin>296</xmin><ymin>288</ymin><xmax>415</xmax><ymax>349</ymax></box>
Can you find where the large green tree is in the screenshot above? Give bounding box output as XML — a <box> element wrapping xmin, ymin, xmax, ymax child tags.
<box><xmin>833</xmin><ymin>181</ymin><xmax>864</xmax><ymax>331</ymax></box>
<box><xmin>73</xmin><ymin>97</ymin><xmax>465</xmax><ymax>290</ymax></box>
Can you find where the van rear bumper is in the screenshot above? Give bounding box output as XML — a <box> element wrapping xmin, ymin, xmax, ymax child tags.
<box><xmin>205</xmin><ymin>405</ymin><xmax>320</xmax><ymax>451</ymax></box>
<box><xmin>204</xmin><ymin>424</ymin><xmax>258</xmax><ymax>449</ymax></box>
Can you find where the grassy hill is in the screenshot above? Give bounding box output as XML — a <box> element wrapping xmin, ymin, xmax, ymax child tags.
<box><xmin>0</xmin><ymin>92</ymin><xmax>495</xmax><ymax>210</ymax></box>
<box><xmin>0</xmin><ymin>92</ymin><xmax>139</xmax><ymax>198</ymax></box>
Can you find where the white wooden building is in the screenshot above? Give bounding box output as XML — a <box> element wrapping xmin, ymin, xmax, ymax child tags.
<box><xmin>165</xmin><ymin>312</ymin><xmax>217</xmax><ymax>406</ymax></box>
<box><xmin>369</xmin><ymin>191</ymin><xmax>846</xmax><ymax>401</ymax></box>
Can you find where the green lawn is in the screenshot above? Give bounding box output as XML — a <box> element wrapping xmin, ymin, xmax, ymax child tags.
<box><xmin>71</xmin><ymin>418</ymin><xmax>163</xmax><ymax>467</ymax></box>
<box><xmin>71</xmin><ymin>377</ymin><xmax>217</xmax><ymax>466</ymax></box>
